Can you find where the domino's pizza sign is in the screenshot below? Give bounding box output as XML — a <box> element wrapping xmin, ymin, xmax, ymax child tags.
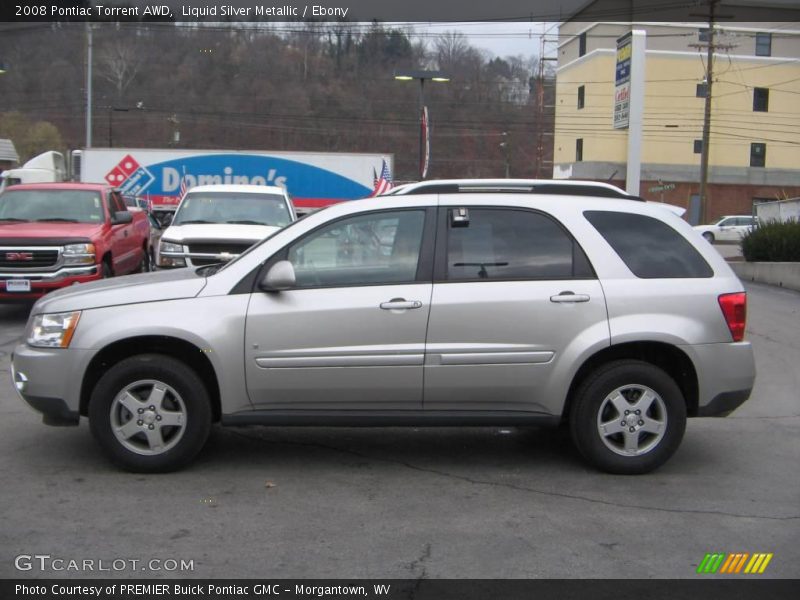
<box><xmin>94</xmin><ymin>150</ymin><xmax>380</xmax><ymax>208</ymax></box>
<box><xmin>105</xmin><ymin>154</ymin><xmax>156</xmax><ymax>197</ymax></box>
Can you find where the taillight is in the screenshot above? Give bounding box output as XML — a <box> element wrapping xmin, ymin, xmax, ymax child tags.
<box><xmin>718</xmin><ymin>292</ymin><xmax>747</xmax><ymax>342</ymax></box>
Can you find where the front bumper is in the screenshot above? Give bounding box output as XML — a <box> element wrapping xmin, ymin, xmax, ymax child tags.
<box><xmin>0</xmin><ymin>265</ymin><xmax>101</xmax><ymax>301</ymax></box>
<box><xmin>11</xmin><ymin>345</ymin><xmax>85</xmax><ymax>426</ymax></box>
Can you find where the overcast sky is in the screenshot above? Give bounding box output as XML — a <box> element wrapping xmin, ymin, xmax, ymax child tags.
<box><xmin>401</xmin><ymin>22</ymin><xmax>550</xmax><ymax>59</ymax></box>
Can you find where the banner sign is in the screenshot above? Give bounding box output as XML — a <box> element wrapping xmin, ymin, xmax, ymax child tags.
<box><xmin>614</xmin><ymin>32</ymin><xmax>632</xmax><ymax>130</ymax></box>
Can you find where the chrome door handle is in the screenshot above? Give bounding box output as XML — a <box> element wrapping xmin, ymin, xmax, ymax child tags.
<box><xmin>550</xmin><ymin>291</ymin><xmax>590</xmax><ymax>303</ymax></box>
<box><xmin>380</xmin><ymin>298</ymin><xmax>423</xmax><ymax>310</ymax></box>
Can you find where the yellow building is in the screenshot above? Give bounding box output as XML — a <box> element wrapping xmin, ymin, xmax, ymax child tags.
<box><xmin>554</xmin><ymin>20</ymin><xmax>800</xmax><ymax>222</ymax></box>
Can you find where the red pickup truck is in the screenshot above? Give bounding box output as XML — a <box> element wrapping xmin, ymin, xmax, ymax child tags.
<box><xmin>0</xmin><ymin>183</ymin><xmax>150</xmax><ymax>300</ymax></box>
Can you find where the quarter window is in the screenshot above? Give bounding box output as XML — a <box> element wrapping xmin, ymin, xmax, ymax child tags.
<box><xmin>445</xmin><ymin>208</ymin><xmax>593</xmax><ymax>281</ymax></box>
<box><xmin>584</xmin><ymin>211</ymin><xmax>713</xmax><ymax>279</ymax></box>
<box><xmin>286</xmin><ymin>210</ymin><xmax>425</xmax><ymax>288</ymax></box>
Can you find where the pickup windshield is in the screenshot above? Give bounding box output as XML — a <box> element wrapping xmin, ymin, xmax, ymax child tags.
<box><xmin>0</xmin><ymin>189</ymin><xmax>104</xmax><ymax>224</ymax></box>
<box><xmin>173</xmin><ymin>192</ymin><xmax>292</xmax><ymax>227</ymax></box>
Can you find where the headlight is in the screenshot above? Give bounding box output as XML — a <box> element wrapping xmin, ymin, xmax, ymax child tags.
<box><xmin>158</xmin><ymin>241</ymin><xmax>186</xmax><ymax>267</ymax></box>
<box><xmin>27</xmin><ymin>311</ymin><xmax>82</xmax><ymax>349</ymax></box>
<box><xmin>63</xmin><ymin>243</ymin><xmax>96</xmax><ymax>266</ymax></box>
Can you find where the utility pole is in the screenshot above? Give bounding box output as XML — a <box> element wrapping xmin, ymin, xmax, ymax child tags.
<box><xmin>693</xmin><ymin>0</ymin><xmax>733</xmax><ymax>223</ymax></box>
<box><xmin>698</xmin><ymin>0</ymin><xmax>716</xmax><ymax>225</ymax></box>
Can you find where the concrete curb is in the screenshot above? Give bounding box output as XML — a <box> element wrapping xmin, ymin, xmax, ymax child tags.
<box><xmin>730</xmin><ymin>262</ymin><xmax>800</xmax><ymax>292</ymax></box>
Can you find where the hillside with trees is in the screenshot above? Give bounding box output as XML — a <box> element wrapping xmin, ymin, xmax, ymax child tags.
<box><xmin>0</xmin><ymin>21</ymin><xmax>554</xmax><ymax>180</ymax></box>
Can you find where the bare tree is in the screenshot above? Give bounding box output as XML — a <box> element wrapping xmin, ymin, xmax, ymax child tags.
<box><xmin>96</xmin><ymin>33</ymin><xmax>142</xmax><ymax>100</ymax></box>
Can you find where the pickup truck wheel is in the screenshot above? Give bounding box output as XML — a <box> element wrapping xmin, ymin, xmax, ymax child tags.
<box><xmin>569</xmin><ymin>360</ymin><xmax>686</xmax><ymax>475</ymax></box>
<box><xmin>89</xmin><ymin>354</ymin><xmax>211</xmax><ymax>472</ymax></box>
<box><xmin>137</xmin><ymin>249</ymin><xmax>150</xmax><ymax>273</ymax></box>
<box><xmin>101</xmin><ymin>261</ymin><xmax>112</xmax><ymax>278</ymax></box>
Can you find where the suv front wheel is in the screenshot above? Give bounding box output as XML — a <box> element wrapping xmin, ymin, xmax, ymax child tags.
<box><xmin>569</xmin><ymin>360</ymin><xmax>687</xmax><ymax>474</ymax></box>
<box><xmin>89</xmin><ymin>354</ymin><xmax>212</xmax><ymax>472</ymax></box>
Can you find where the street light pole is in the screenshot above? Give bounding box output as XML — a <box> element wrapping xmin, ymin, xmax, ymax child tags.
<box><xmin>108</xmin><ymin>107</ymin><xmax>129</xmax><ymax>148</ymax></box>
<box><xmin>85</xmin><ymin>23</ymin><xmax>93</xmax><ymax>148</ymax></box>
<box><xmin>394</xmin><ymin>70</ymin><xmax>450</xmax><ymax>180</ymax></box>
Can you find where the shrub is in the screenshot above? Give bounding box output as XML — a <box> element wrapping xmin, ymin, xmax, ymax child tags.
<box><xmin>741</xmin><ymin>219</ymin><xmax>800</xmax><ymax>262</ymax></box>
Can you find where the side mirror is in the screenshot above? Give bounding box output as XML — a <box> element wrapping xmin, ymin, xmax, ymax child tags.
<box><xmin>260</xmin><ymin>260</ymin><xmax>296</xmax><ymax>291</ymax></box>
<box><xmin>113</xmin><ymin>211</ymin><xmax>133</xmax><ymax>224</ymax></box>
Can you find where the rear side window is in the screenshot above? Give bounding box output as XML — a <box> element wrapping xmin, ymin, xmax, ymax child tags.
<box><xmin>585</xmin><ymin>211</ymin><xmax>713</xmax><ymax>278</ymax></box>
<box><xmin>446</xmin><ymin>208</ymin><xmax>594</xmax><ymax>281</ymax></box>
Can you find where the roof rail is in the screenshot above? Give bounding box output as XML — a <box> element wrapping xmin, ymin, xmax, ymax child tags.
<box><xmin>391</xmin><ymin>180</ymin><xmax>645</xmax><ymax>201</ymax></box>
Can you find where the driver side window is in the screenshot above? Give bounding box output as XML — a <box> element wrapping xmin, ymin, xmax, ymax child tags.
<box><xmin>286</xmin><ymin>210</ymin><xmax>425</xmax><ymax>288</ymax></box>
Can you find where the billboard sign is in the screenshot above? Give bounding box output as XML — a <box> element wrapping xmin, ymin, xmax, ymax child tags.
<box><xmin>614</xmin><ymin>32</ymin><xmax>632</xmax><ymax>130</ymax></box>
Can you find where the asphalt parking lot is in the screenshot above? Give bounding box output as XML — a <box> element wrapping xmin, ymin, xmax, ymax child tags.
<box><xmin>0</xmin><ymin>281</ymin><xmax>797</xmax><ymax>580</ymax></box>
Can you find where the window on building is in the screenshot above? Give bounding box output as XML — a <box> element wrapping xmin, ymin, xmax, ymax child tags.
<box><xmin>579</xmin><ymin>32</ymin><xmax>586</xmax><ymax>56</ymax></box>
<box><xmin>698</xmin><ymin>28</ymin><xmax>710</xmax><ymax>42</ymax></box>
<box><xmin>576</xmin><ymin>138</ymin><xmax>583</xmax><ymax>162</ymax></box>
<box><xmin>753</xmin><ymin>87</ymin><xmax>769</xmax><ymax>112</ymax></box>
<box><xmin>693</xmin><ymin>140</ymin><xmax>703</xmax><ymax>154</ymax></box>
<box><xmin>696</xmin><ymin>83</ymin><xmax>708</xmax><ymax>98</ymax></box>
<box><xmin>577</xmin><ymin>85</ymin><xmax>585</xmax><ymax>109</ymax></box>
<box><xmin>750</xmin><ymin>143</ymin><xmax>766</xmax><ymax>167</ymax></box>
<box><xmin>755</xmin><ymin>32</ymin><xmax>772</xmax><ymax>57</ymax></box>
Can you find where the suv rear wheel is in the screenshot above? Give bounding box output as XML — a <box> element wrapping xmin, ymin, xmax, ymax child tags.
<box><xmin>89</xmin><ymin>354</ymin><xmax>211</xmax><ymax>472</ymax></box>
<box><xmin>569</xmin><ymin>360</ymin><xmax>687</xmax><ymax>474</ymax></box>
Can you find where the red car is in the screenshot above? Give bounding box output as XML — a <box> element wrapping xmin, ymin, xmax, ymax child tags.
<box><xmin>0</xmin><ymin>183</ymin><xmax>150</xmax><ymax>300</ymax></box>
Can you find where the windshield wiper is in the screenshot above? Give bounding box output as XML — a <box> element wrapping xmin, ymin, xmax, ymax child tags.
<box><xmin>177</xmin><ymin>219</ymin><xmax>215</xmax><ymax>225</ymax></box>
<box><xmin>225</xmin><ymin>219</ymin><xmax>268</xmax><ymax>225</ymax></box>
<box><xmin>36</xmin><ymin>218</ymin><xmax>80</xmax><ymax>222</ymax></box>
<box><xmin>0</xmin><ymin>217</ymin><xmax>29</xmax><ymax>222</ymax></box>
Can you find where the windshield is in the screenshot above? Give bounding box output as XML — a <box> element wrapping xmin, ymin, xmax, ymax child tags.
<box><xmin>172</xmin><ymin>191</ymin><xmax>292</xmax><ymax>227</ymax></box>
<box><xmin>0</xmin><ymin>189</ymin><xmax>104</xmax><ymax>223</ymax></box>
<box><xmin>212</xmin><ymin>205</ymin><xmax>333</xmax><ymax>275</ymax></box>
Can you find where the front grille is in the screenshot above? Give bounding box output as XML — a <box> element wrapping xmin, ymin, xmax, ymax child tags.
<box><xmin>187</xmin><ymin>242</ymin><xmax>254</xmax><ymax>255</ymax></box>
<box><xmin>0</xmin><ymin>249</ymin><xmax>59</xmax><ymax>269</ymax></box>
<box><xmin>187</xmin><ymin>242</ymin><xmax>253</xmax><ymax>266</ymax></box>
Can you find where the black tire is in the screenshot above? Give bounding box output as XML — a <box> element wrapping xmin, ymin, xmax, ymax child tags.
<box><xmin>101</xmin><ymin>260</ymin><xmax>113</xmax><ymax>278</ymax></box>
<box><xmin>89</xmin><ymin>354</ymin><xmax>212</xmax><ymax>472</ymax></box>
<box><xmin>702</xmin><ymin>231</ymin><xmax>715</xmax><ymax>243</ymax></box>
<box><xmin>137</xmin><ymin>247</ymin><xmax>151</xmax><ymax>273</ymax></box>
<box><xmin>569</xmin><ymin>360</ymin><xmax>687</xmax><ymax>475</ymax></box>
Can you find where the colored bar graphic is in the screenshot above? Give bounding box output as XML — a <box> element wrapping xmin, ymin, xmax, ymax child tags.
<box><xmin>734</xmin><ymin>553</ymin><xmax>750</xmax><ymax>573</ymax></box>
<box><xmin>699</xmin><ymin>552</ymin><xmax>772</xmax><ymax>575</ymax></box>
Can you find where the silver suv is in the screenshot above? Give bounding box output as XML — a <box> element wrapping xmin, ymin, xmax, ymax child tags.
<box><xmin>11</xmin><ymin>192</ymin><xmax>755</xmax><ymax>474</ymax></box>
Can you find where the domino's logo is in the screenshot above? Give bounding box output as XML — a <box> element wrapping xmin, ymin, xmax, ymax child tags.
<box><xmin>104</xmin><ymin>154</ymin><xmax>155</xmax><ymax>196</ymax></box>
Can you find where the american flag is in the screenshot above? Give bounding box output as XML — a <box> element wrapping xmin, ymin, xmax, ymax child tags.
<box><xmin>369</xmin><ymin>159</ymin><xmax>393</xmax><ymax>197</ymax></box>
<box><xmin>179</xmin><ymin>167</ymin><xmax>189</xmax><ymax>198</ymax></box>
